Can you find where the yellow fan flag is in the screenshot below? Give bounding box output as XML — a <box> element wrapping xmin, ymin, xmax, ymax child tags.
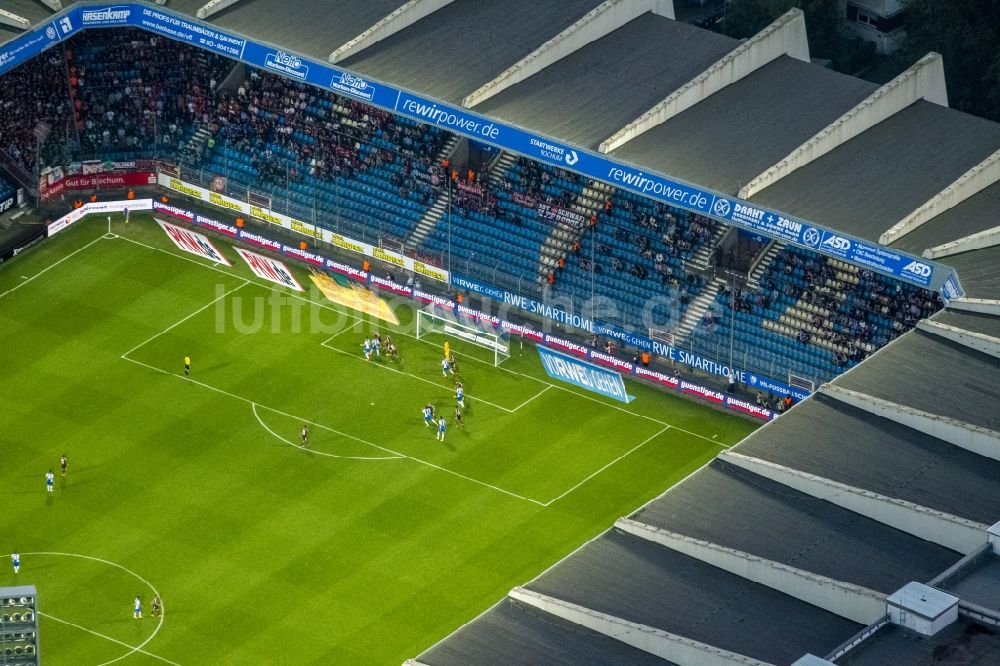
<box><xmin>444</xmin><ymin>341</ymin><xmax>450</xmax><ymax>360</ymax></box>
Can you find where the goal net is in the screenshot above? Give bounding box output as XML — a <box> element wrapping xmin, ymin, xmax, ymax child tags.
<box><xmin>416</xmin><ymin>305</ymin><xmax>511</xmax><ymax>367</ymax></box>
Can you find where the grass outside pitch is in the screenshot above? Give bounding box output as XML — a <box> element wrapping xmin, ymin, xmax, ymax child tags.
<box><xmin>0</xmin><ymin>213</ymin><xmax>758</xmax><ymax>664</ymax></box>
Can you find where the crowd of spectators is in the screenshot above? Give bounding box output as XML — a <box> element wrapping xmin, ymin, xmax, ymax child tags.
<box><xmin>0</xmin><ymin>49</ymin><xmax>74</xmax><ymax>174</ymax></box>
<box><xmin>67</xmin><ymin>29</ymin><xmax>229</xmax><ymax>157</ymax></box>
<box><xmin>208</xmin><ymin>67</ymin><xmax>445</xmax><ymax>199</ymax></box>
<box><xmin>708</xmin><ymin>246</ymin><xmax>942</xmax><ymax>371</ymax></box>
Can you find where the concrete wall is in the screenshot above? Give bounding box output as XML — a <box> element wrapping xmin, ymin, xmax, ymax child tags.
<box><xmin>924</xmin><ymin>224</ymin><xmax>1000</xmax><ymax>259</ymax></box>
<box><xmin>0</xmin><ymin>8</ymin><xmax>30</xmax><ymax>30</ymax></box>
<box><xmin>720</xmin><ymin>451</ymin><xmax>988</xmax><ymax>554</ymax></box>
<box><xmin>616</xmin><ymin>518</ymin><xmax>886</xmax><ymax>624</ymax></box>
<box><xmin>329</xmin><ymin>0</ymin><xmax>456</xmax><ymax>63</ymax></box>
<box><xmin>821</xmin><ymin>384</ymin><xmax>1000</xmax><ymax>461</ymax></box>
<box><xmin>599</xmin><ymin>9</ymin><xmax>808</xmax><ymax>154</ymax></box>
<box><xmin>918</xmin><ymin>320</ymin><xmax>1000</xmax><ymax>359</ymax></box>
<box><xmin>881</xmin><ymin>149</ymin><xmax>1000</xmax><ymax>245</ymax></box>
<box><xmin>739</xmin><ymin>53</ymin><xmax>947</xmax><ymax>199</ymax></box>
<box><xmin>197</xmin><ymin>0</ymin><xmax>245</xmax><ymax>20</ymax></box>
<box><xmin>462</xmin><ymin>0</ymin><xmax>674</xmax><ymax>108</ymax></box>
<box><xmin>990</xmin><ymin>521</ymin><xmax>1000</xmax><ymax>554</ymax></box>
<box><xmin>948</xmin><ymin>299</ymin><xmax>1000</xmax><ymax>315</ymax></box>
<box><xmin>509</xmin><ymin>587</ymin><xmax>771</xmax><ymax>666</ymax></box>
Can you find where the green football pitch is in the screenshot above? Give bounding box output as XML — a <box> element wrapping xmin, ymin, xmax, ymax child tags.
<box><xmin>0</xmin><ymin>213</ymin><xmax>757</xmax><ymax>664</ymax></box>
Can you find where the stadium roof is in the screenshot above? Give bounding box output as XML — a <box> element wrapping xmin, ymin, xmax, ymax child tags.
<box><xmin>939</xmin><ymin>246</ymin><xmax>1000</xmax><ymax>300</ymax></box>
<box><xmin>417</xmin><ymin>597</ymin><xmax>676</xmax><ymax>666</ymax></box>
<box><xmin>524</xmin><ymin>528</ymin><xmax>862</xmax><ymax>665</ymax></box>
<box><xmin>834</xmin><ymin>619</ymin><xmax>1000</xmax><ymax>665</ymax></box>
<box><xmin>166</xmin><ymin>0</ymin><xmax>411</xmax><ymax>61</ymax></box>
<box><xmin>610</xmin><ymin>55</ymin><xmax>878</xmax><ymax>194</ymax></box>
<box><xmin>735</xmin><ymin>393</ymin><xmax>1000</xmax><ymax>524</ymax></box>
<box><xmin>933</xmin><ymin>309</ymin><xmax>1000</xmax><ymax>340</ymax></box>
<box><xmin>889</xmin><ymin>180</ymin><xmax>1000</xmax><ymax>254</ymax></box>
<box><xmin>471</xmin><ymin>14</ymin><xmax>739</xmax><ymax>151</ymax></box>
<box><xmin>632</xmin><ymin>458</ymin><xmax>961</xmax><ymax>593</ymax></box>
<box><xmin>835</xmin><ymin>329</ymin><xmax>1000</xmax><ymax>432</ymax></box>
<box><xmin>941</xmin><ymin>555</ymin><xmax>1000</xmax><ymax>616</ymax></box>
<box><xmin>342</xmin><ymin>0</ymin><xmax>606</xmax><ymax>105</ymax></box>
<box><xmin>748</xmin><ymin>100</ymin><xmax>1000</xmax><ymax>242</ymax></box>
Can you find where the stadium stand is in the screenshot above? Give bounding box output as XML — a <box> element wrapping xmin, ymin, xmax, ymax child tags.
<box><xmin>3</xmin><ymin>5</ymin><xmax>999</xmax><ymax>662</ymax></box>
<box><xmin>66</xmin><ymin>28</ymin><xmax>231</xmax><ymax>160</ymax></box>
<box><xmin>695</xmin><ymin>245</ymin><xmax>944</xmax><ymax>382</ymax></box>
<box><xmin>198</xmin><ymin>66</ymin><xmax>448</xmax><ymax>242</ymax></box>
<box><xmin>0</xmin><ymin>47</ymin><xmax>73</xmax><ymax>175</ymax></box>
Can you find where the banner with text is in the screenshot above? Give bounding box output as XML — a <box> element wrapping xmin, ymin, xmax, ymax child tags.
<box><xmin>158</xmin><ymin>172</ymin><xmax>449</xmax><ymax>283</ymax></box>
<box><xmin>537</xmin><ymin>345</ymin><xmax>633</xmax><ymax>404</ymax></box>
<box><xmin>157</xmin><ymin>219</ymin><xmax>231</xmax><ymax>265</ymax></box>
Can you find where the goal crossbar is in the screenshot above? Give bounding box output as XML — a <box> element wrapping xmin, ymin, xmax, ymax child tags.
<box><xmin>416</xmin><ymin>306</ymin><xmax>510</xmax><ymax>367</ymax></box>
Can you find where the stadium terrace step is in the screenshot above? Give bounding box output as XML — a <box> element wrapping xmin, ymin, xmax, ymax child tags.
<box><xmin>747</xmin><ymin>240</ymin><xmax>785</xmax><ymax>288</ymax></box>
<box><xmin>407</xmin><ymin>135</ymin><xmax>460</xmax><ymax>245</ymax></box>
<box><xmin>676</xmin><ymin>277</ymin><xmax>727</xmax><ymax>338</ymax></box>
<box><xmin>535</xmin><ymin>178</ymin><xmax>610</xmax><ymax>282</ymax></box>
<box><xmin>488</xmin><ymin>152</ymin><xmax>516</xmax><ymax>189</ymax></box>
<box><xmin>690</xmin><ymin>224</ymin><xmax>730</xmax><ymax>270</ymax></box>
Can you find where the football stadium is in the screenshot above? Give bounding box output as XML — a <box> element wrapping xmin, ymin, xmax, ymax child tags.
<box><xmin>0</xmin><ymin>1</ymin><xmax>998</xmax><ymax>664</ymax></box>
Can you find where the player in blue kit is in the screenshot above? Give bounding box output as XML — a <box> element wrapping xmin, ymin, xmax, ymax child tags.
<box><xmin>133</xmin><ymin>596</ymin><xmax>143</xmax><ymax>619</ymax></box>
<box><xmin>45</xmin><ymin>470</ymin><xmax>54</xmax><ymax>493</ymax></box>
<box><xmin>436</xmin><ymin>417</ymin><xmax>447</xmax><ymax>442</ymax></box>
<box><xmin>441</xmin><ymin>357</ymin><xmax>452</xmax><ymax>378</ymax></box>
<box><xmin>372</xmin><ymin>333</ymin><xmax>381</xmax><ymax>357</ymax></box>
<box><xmin>455</xmin><ymin>382</ymin><xmax>465</xmax><ymax>409</ymax></box>
<box><xmin>362</xmin><ymin>337</ymin><xmax>372</xmax><ymax>361</ymax></box>
<box><xmin>422</xmin><ymin>404</ymin><xmax>435</xmax><ymax>428</ymax></box>
<box><xmin>10</xmin><ymin>551</ymin><xmax>19</xmax><ymax>574</ymax></box>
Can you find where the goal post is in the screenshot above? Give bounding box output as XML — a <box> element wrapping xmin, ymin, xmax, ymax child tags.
<box><xmin>416</xmin><ymin>305</ymin><xmax>511</xmax><ymax>367</ymax></box>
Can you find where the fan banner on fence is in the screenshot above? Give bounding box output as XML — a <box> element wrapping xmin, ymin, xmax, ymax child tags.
<box><xmin>235</xmin><ymin>247</ymin><xmax>304</xmax><ymax>291</ymax></box>
<box><xmin>157</xmin><ymin>219</ymin><xmax>231</xmax><ymax>265</ymax></box>
<box><xmin>308</xmin><ymin>270</ymin><xmax>399</xmax><ymax>325</ymax></box>
<box><xmin>536</xmin><ymin>345</ymin><xmax>633</xmax><ymax>404</ymax></box>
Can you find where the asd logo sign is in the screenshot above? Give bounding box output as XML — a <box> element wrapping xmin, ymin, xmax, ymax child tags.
<box><xmin>902</xmin><ymin>260</ymin><xmax>932</xmax><ymax>279</ymax></box>
<box><xmin>821</xmin><ymin>232</ymin><xmax>852</xmax><ymax>257</ymax></box>
<box><xmin>536</xmin><ymin>345</ymin><xmax>633</xmax><ymax>404</ymax></box>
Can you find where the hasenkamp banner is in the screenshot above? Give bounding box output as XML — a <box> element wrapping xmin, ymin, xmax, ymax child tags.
<box><xmin>537</xmin><ymin>345</ymin><xmax>633</xmax><ymax>404</ymax></box>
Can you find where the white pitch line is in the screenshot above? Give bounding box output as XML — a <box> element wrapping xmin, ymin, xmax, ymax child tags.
<box><xmin>320</xmin><ymin>338</ymin><xmax>516</xmax><ymax>414</ymax></box>
<box><xmin>251</xmin><ymin>402</ymin><xmax>404</xmax><ymax>461</ymax></box>
<box><xmin>39</xmin><ymin>612</ymin><xmax>181</xmax><ymax>666</ymax></box>
<box><xmin>121</xmin><ymin>280</ymin><xmax>249</xmax><ymax>359</ymax></box>
<box><xmin>510</xmin><ymin>385</ymin><xmax>552</xmax><ymax>412</ymax></box>
<box><xmin>542</xmin><ymin>426</ymin><xmax>671</xmax><ymax>506</ymax></box>
<box><xmin>20</xmin><ymin>551</ymin><xmax>168</xmax><ymax>666</ymax></box>
<box><xmin>114</xmin><ymin>230</ymin><xmax>731</xmax><ymax>444</ymax></box>
<box><xmin>119</xmin><ymin>355</ymin><xmax>545</xmax><ymax>506</ymax></box>
<box><xmin>0</xmin><ymin>234</ymin><xmax>104</xmax><ymax>300</ymax></box>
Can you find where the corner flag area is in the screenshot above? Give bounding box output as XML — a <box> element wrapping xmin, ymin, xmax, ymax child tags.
<box><xmin>0</xmin><ymin>214</ymin><xmax>756</xmax><ymax>664</ymax></box>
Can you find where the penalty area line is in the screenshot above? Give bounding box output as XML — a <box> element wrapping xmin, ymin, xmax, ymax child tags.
<box><xmin>251</xmin><ymin>402</ymin><xmax>404</xmax><ymax>461</ymax></box>
<box><xmin>118</xmin><ymin>356</ymin><xmax>545</xmax><ymax>507</ymax></box>
<box><xmin>541</xmin><ymin>426</ymin><xmax>671</xmax><ymax>506</ymax></box>
<box><xmin>121</xmin><ymin>280</ymin><xmax>250</xmax><ymax>359</ymax></box>
<box><xmin>38</xmin><ymin>612</ymin><xmax>181</xmax><ymax>666</ymax></box>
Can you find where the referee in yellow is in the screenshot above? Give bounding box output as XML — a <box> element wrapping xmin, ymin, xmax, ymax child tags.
<box><xmin>184</xmin><ymin>356</ymin><xmax>191</xmax><ymax>377</ymax></box>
